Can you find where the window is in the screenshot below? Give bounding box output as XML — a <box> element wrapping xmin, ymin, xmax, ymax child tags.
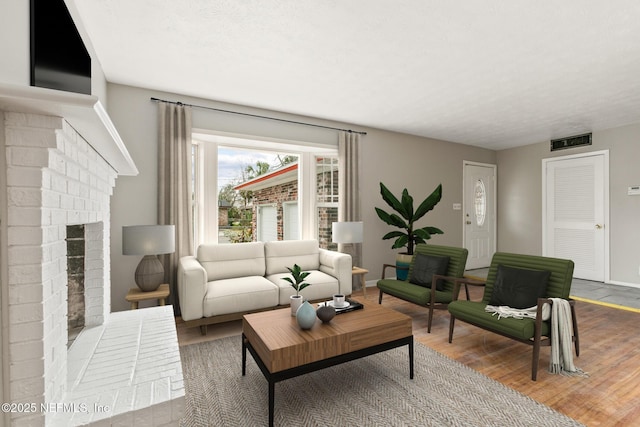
<box><xmin>474</xmin><ymin>179</ymin><xmax>486</xmax><ymax>226</ymax></box>
<box><xmin>191</xmin><ymin>144</ymin><xmax>202</xmax><ymax>246</ymax></box>
<box><xmin>316</xmin><ymin>157</ymin><xmax>339</xmax><ymax>250</ymax></box>
<box><xmin>191</xmin><ymin>132</ymin><xmax>338</xmax><ymax>247</ymax></box>
<box><xmin>283</xmin><ymin>202</ymin><xmax>299</xmax><ymax>240</ymax></box>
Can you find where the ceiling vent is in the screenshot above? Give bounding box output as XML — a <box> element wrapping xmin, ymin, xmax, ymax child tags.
<box><xmin>550</xmin><ymin>133</ymin><xmax>592</xmax><ymax>151</ymax></box>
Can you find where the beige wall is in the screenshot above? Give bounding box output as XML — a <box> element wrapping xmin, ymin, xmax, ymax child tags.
<box><xmin>108</xmin><ymin>81</ymin><xmax>640</xmax><ymax>309</ymax></box>
<box><xmin>497</xmin><ymin>123</ymin><xmax>640</xmax><ymax>285</ymax></box>
<box><xmin>106</xmin><ymin>83</ymin><xmax>496</xmax><ymax>311</ymax></box>
<box><xmin>360</xmin><ymin>128</ymin><xmax>496</xmax><ymax>279</ymax></box>
<box><xmin>0</xmin><ymin>1</ymin><xmax>29</xmax><ymax>86</ymax></box>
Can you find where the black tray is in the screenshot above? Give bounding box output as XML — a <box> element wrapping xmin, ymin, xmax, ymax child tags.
<box><xmin>318</xmin><ymin>298</ymin><xmax>364</xmax><ymax>314</ymax></box>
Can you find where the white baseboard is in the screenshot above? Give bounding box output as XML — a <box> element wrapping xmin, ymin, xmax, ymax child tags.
<box><xmin>606</xmin><ymin>280</ymin><xmax>640</xmax><ymax>289</ymax></box>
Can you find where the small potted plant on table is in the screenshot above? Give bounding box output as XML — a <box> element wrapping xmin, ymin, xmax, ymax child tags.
<box><xmin>283</xmin><ymin>264</ymin><xmax>312</xmax><ymax>316</ymax></box>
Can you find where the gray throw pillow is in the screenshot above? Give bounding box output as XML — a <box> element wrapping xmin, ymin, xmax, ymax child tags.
<box><xmin>489</xmin><ymin>264</ymin><xmax>551</xmax><ymax>309</ymax></box>
<box><xmin>409</xmin><ymin>254</ymin><xmax>450</xmax><ymax>291</ymax></box>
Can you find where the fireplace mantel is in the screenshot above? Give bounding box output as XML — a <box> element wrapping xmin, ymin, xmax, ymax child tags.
<box><xmin>0</xmin><ymin>82</ymin><xmax>138</xmax><ymax>176</ymax></box>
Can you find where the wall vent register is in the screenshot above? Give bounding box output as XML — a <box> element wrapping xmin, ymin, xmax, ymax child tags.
<box><xmin>550</xmin><ymin>133</ymin><xmax>592</xmax><ymax>152</ymax></box>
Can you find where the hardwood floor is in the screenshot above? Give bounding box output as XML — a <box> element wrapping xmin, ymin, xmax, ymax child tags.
<box><xmin>176</xmin><ymin>287</ymin><xmax>640</xmax><ymax>427</ymax></box>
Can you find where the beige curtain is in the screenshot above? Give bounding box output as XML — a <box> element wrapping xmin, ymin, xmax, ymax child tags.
<box><xmin>158</xmin><ymin>102</ymin><xmax>194</xmax><ymax>315</ymax></box>
<box><xmin>338</xmin><ymin>131</ymin><xmax>362</xmax><ymax>271</ymax></box>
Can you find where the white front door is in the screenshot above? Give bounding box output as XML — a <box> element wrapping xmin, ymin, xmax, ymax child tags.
<box><xmin>464</xmin><ymin>162</ymin><xmax>496</xmax><ymax>269</ymax></box>
<box><xmin>543</xmin><ymin>151</ymin><xmax>608</xmax><ymax>281</ymax></box>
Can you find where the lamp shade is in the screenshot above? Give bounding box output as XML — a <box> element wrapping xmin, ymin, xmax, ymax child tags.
<box><xmin>332</xmin><ymin>221</ymin><xmax>363</xmax><ymax>244</ymax></box>
<box><xmin>122</xmin><ymin>225</ymin><xmax>175</xmax><ymax>256</ymax></box>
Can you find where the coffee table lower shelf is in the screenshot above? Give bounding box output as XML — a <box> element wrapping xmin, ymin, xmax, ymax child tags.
<box><xmin>242</xmin><ymin>334</ymin><xmax>414</xmax><ymax>427</ymax></box>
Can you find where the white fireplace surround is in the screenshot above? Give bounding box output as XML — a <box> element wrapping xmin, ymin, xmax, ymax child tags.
<box><xmin>1</xmin><ymin>85</ymin><xmax>183</xmax><ymax>426</ymax></box>
<box><xmin>4</xmin><ymin>109</ymin><xmax>116</xmax><ymax>414</ymax></box>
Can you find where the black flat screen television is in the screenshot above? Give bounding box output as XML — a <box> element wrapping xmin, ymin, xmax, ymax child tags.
<box><xmin>30</xmin><ymin>0</ymin><xmax>91</xmax><ymax>95</ymax></box>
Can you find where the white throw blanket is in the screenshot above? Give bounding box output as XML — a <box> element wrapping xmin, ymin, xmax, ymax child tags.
<box><xmin>485</xmin><ymin>303</ymin><xmax>550</xmax><ymax>320</ymax></box>
<box><xmin>485</xmin><ymin>299</ymin><xmax>588</xmax><ymax>377</ymax></box>
<box><xmin>548</xmin><ymin>298</ymin><xmax>588</xmax><ymax>376</ymax></box>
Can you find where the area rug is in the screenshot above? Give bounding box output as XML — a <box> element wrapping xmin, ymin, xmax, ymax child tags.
<box><xmin>179</xmin><ymin>336</ymin><xmax>583</xmax><ymax>427</ymax></box>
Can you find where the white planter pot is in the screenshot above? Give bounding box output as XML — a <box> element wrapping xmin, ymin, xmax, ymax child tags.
<box><xmin>290</xmin><ymin>295</ymin><xmax>303</xmax><ymax>316</ymax></box>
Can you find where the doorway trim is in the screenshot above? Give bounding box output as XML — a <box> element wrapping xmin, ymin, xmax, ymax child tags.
<box><xmin>542</xmin><ymin>150</ymin><xmax>610</xmax><ymax>282</ymax></box>
<box><xmin>463</xmin><ymin>160</ymin><xmax>497</xmax><ymax>269</ymax></box>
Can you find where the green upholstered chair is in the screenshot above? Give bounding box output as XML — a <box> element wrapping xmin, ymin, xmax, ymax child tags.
<box><xmin>377</xmin><ymin>244</ymin><xmax>469</xmax><ymax>333</ymax></box>
<box><xmin>448</xmin><ymin>252</ymin><xmax>580</xmax><ymax>381</ymax></box>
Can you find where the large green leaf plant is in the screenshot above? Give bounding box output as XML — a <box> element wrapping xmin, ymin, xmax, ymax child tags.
<box><xmin>375</xmin><ymin>182</ymin><xmax>444</xmax><ymax>255</ymax></box>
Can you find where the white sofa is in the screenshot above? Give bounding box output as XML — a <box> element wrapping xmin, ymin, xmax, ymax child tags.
<box><xmin>177</xmin><ymin>239</ymin><xmax>352</xmax><ymax>332</ymax></box>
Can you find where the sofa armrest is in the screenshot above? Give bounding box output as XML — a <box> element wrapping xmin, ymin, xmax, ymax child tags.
<box><xmin>177</xmin><ymin>256</ymin><xmax>207</xmax><ymax>321</ymax></box>
<box><xmin>319</xmin><ymin>248</ymin><xmax>353</xmax><ymax>295</ymax></box>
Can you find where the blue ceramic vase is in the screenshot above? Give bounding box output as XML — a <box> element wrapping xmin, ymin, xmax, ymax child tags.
<box><xmin>296</xmin><ymin>301</ymin><xmax>316</xmax><ymax>329</ymax></box>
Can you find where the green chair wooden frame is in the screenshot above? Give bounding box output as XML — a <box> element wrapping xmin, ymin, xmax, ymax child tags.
<box><xmin>447</xmin><ymin>252</ymin><xmax>580</xmax><ymax>380</ymax></box>
<box><xmin>377</xmin><ymin>244</ymin><xmax>469</xmax><ymax>333</ymax></box>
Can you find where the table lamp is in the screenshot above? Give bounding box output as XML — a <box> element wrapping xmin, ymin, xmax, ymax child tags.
<box><xmin>123</xmin><ymin>225</ymin><xmax>175</xmax><ymax>292</ymax></box>
<box><xmin>332</xmin><ymin>221</ymin><xmax>363</xmax><ymax>258</ymax></box>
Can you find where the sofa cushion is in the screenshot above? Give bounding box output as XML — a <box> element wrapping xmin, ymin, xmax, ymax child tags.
<box><xmin>409</xmin><ymin>254</ymin><xmax>450</xmax><ymax>290</ymax></box>
<box><xmin>489</xmin><ymin>264</ymin><xmax>551</xmax><ymax>309</ymax></box>
<box><xmin>268</xmin><ymin>270</ymin><xmax>339</xmax><ymax>305</ymax></box>
<box><xmin>198</xmin><ymin>242</ymin><xmax>265</xmax><ymax>281</ymax></box>
<box><xmin>203</xmin><ymin>276</ymin><xmax>278</xmax><ymax>317</ymax></box>
<box><xmin>265</xmin><ymin>240</ymin><xmax>320</xmax><ymax>276</ymax></box>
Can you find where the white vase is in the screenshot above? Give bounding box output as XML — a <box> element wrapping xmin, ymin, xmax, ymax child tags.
<box><xmin>290</xmin><ymin>295</ymin><xmax>303</xmax><ymax>316</ymax></box>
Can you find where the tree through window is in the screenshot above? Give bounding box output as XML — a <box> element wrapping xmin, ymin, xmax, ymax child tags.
<box><xmin>191</xmin><ymin>133</ymin><xmax>339</xmax><ymax>247</ymax></box>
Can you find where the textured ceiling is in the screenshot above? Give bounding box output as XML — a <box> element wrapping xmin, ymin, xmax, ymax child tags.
<box><xmin>71</xmin><ymin>0</ymin><xmax>640</xmax><ymax>150</ymax></box>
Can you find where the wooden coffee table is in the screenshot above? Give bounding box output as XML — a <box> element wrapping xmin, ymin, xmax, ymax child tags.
<box><xmin>242</xmin><ymin>300</ymin><xmax>413</xmax><ymax>426</ymax></box>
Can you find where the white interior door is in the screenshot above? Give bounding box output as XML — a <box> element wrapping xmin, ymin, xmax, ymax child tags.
<box><xmin>464</xmin><ymin>162</ymin><xmax>496</xmax><ymax>269</ymax></box>
<box><xmin>543</xmin><ymin>152</ymin><xmax>608</xmax><ymax>281</ymax></box>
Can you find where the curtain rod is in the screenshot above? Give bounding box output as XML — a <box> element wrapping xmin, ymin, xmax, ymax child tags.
<box><xmin>150</xmin><ymin>97</ymin><xmax>367</xmax><ymax>135</ymax></box>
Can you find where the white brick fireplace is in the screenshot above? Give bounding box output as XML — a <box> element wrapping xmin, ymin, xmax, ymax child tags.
<box><xmin>4</xmin><ymin>111</ymin><xmax>116</xmax><ymax>426</ymax></box>
<box><xmin>1</xmin><ymin>85</ymin><xmax>184</xmax><ymax>426</ymax></box>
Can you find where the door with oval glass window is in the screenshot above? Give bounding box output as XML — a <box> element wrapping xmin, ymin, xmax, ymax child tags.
<box><xmin>464</xmin><ymin>162</ymin><xmax>496</xmax><ymax>269</ymax></box>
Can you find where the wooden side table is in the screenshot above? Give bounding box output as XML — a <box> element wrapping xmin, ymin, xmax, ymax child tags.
<box><xmin>125</xmin><ymin>284</ymin><xmax>170</xmax><ymax>309</ymax></box>
<box><xmin>351</xmin><ymin>266</ymin><xmax>369</xmax><ymax>297</ymax></box>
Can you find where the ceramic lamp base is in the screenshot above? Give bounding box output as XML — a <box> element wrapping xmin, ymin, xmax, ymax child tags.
<box><xmin>135</xmin><ymin>255</ymin><xmax>164</xmax><ymax>292</ymax></box>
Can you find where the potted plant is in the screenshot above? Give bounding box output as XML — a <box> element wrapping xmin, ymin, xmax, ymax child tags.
<box><xmin>375</xmin><ymin>182</ymin><xmax>444</xmax><ymax>280</ymax></box>
<box><xmin>282</xmin><ymin>264</ymin><xmax>312</xmax><ymax>315</ymax></box>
